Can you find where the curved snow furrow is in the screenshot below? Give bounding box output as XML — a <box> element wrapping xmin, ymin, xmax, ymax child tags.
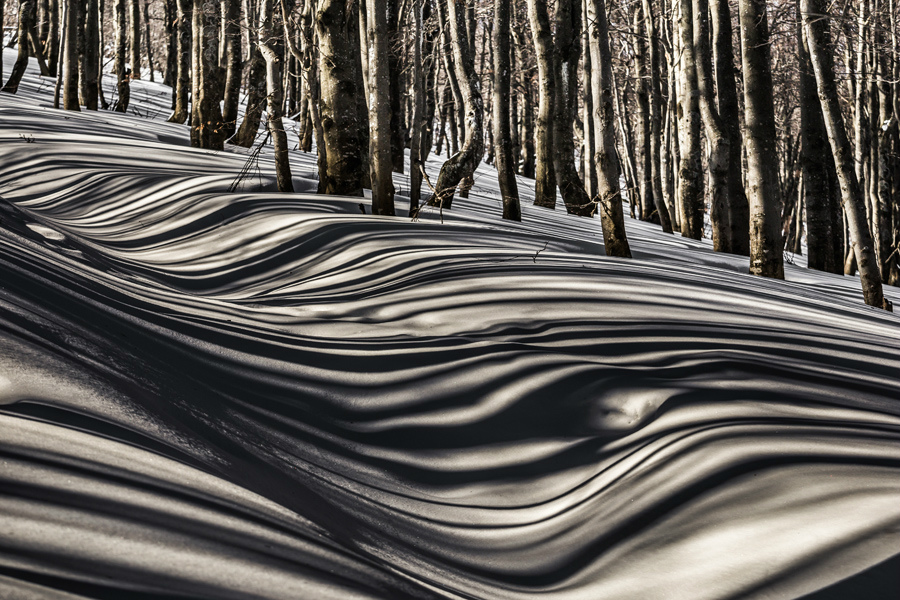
<box><xmin>3</xmin><ymin>60</ymin><xmax>900</xmax><ymax>598</ymax></box>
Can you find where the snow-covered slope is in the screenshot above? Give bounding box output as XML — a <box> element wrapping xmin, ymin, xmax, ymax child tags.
<box><xmin>2</xmin><ymin>49</ymin><xmax>899</xmax><ymax>600</ymax></box>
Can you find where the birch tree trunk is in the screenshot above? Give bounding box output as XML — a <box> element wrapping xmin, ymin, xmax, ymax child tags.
<box><xmin>493</xmin><ymin>0</ymin><xmax>521</xmax><ymax>221</ymax></box>
<box><xmin>586</xmin><ymin>0</ymin><xmax>631</xmax><ymax>257</ymax></box>
<box><xmin>802</xmin><ymin>0</ymin><xmax>886</xmax><ymax>308</ymax></box>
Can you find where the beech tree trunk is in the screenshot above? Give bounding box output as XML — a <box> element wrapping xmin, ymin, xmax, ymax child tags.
<box><xmin>552</xmin><ymin>0</ymin><xmax>593</xmax><ymax>216</ymax></box>
<box><xmin>633</xmin><ymin>3</ymin><xmax>654</xmax><ymax>222</ymax></box>
<box><xmin>83</xmin><ymin>0</ymin><xmax>100</xmax><ymax>109</ymax></box>
<box><xmin>711</xmin><ymin>0</ymin><xmax>749</xmax><ymax>255</ymax></box>
<box><xmin>739</xmin><ymin>0</ymin><xmax>783</xmax><ymax>278</ymax></box>
<box><xmin>62</xmin><ymin>0</ymin><xmax>80</xmax><ymax>109</ymax></box>
<box><xmin>363</xmin><ymin>0</ymin><xmax>395</xmax><ymax>214</ymax></box>
<box><xmin>527</xmin><ymin>0</ymin><xmax>558</xmax><ymax>209</ymax></box>
<box><xmin>803</xmin><ymin>0</ymin><xmax>886</xmax><ymax>308</ymax></box>
<box><xmin>694</xmin><ymin>0</ymin><xmax>730</xmax><ymax>250</ymax></box>
<box><xmin>586</xmin><ymin>0</ymin><xmax>631</xmax><ymax>257</ymax></box>
<box><xmin>409</xmin><ymin>0</ymin><xmax>426</xmax><ymax>214</ymax></box>
<box><xmin>799</xmin><ymin>3</ymin><xmax>840</xmax><ymax>274</ymax></box>
<box><xmin>677</xmin><ymin>0</ymin><xmax>703</xmax><ymax>239</ymax></box>
<box><xmin>115</xmin><ymin>0</ymin><xmax>131</xmax><ymax>111</ymax></box>
<box><xmin>48</xmin><ymin>0</ymin><xmax>60</xmax><ymax>76</ymax></box>
<box><xmin>129</xmin><ymin>0</ymin><xmax>141</xmax><ymax>78</ymax></box>
<box><xmin>258</xmin><ymin>0</ymin><xmax>293</xmax><ymax>191</ymax></box>
<box><xmin>642</xmin><ymin>0</ymin><xmax>672</xmax><ymax>231</ymax></box>
<box><xmin>3</xmin><ymin>1</ymin><xmax>31</xmax><ymax>93</ymax></box>
<box><xmin>221</xmin><ymin>0</ymin><xmax>241</xmax><ymax>139</ymax></box>
<box><xmin>191</xmin><ymin>0</ymin><xmax>225</xmax><ymax>149</ymax></box>
<box><xmin>493</xmin><ymin>0</ymin><xmax>521</xmax><ymax>221</ymax></box>
<box><xmin>429</xmin><ymin>0</ymin><xmax>484</xmax><ymax>211</ymax></box>
<box><xmin>311</xmin><ymin>0</ymin><xmax>364</xmax><ymax>196</ymax></box>
<box><xmin>167</xmin><ymin>0</ymin><xmax>191</xmax><ymax>123</ymax></box>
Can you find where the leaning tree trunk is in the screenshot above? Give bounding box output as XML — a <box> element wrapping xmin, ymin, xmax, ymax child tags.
<box><xmin>493</xmin><ymin>0</ymin><xmax>521</xmax><ymax>221</ymax></box>
<box><xmin>314</xmin><ymin>0</ymin><xmax>365</xmax><ymax>196</ymax></box>
<box><xmin>167</xmin><ymin>0</ymin><xmax>191</xmax><ymax>122</ymax></box>
<box><xmin>553</xmin><ymin>0</ymin><xmax>593</xmax><ymax>217</ymax></box>
<box><xmin>694</xmin><ymin>0</ymin><xmax>730</xmax><ymax>251</ymax></box>
<box><xmin>2</xmin><ymin>0</ymin><xmax>34</xmax><ymax>94</ymax></box>
<box><xmin>429</xmin><ymin>0</ymin><xmax>484</xmax><ymax>211</ymax></box>
<box><xmin>586</xmin><ymin>0</ymin><xmax>631</xmax><ymax>257</ymax></box>
<box><xmin>802</xmin><ymin>0</ymin><xmax>886</xmax><ymax>308</ymax></box>
<box><xmin>363</xmin><ymin>0</ymin><xmax>395</xmax><ymax>214</ymax></box>
<box><xmin>526</xmin><ymin>0</ymin><xmax>558</xmax><ymax>209</ymax></box>
<box><xmin>739</xmin><ymin>0</ymin><xmax>783</xmax><ymax>278</ymax></box>
<box><xmin>711</xmin><ymin>0</ymin><xmax>749</xmax><ymax>255</ymax></box>
<box><xmin>258</xmin><ymin>0</ymin><xmax>293</xmax><ymax>192</ymax></box>
<box><xmin>129</xmin><ymin>0</ymin><xmax>141</xmax><ymax>78</ymax></box>
<box><xmin>799</xmin><ymin>1</ymin><xmax>840</xmax><ymax>274</ymax></box>
<box><xmin>676</xmin><ymin>0</ymin><xmax>703</xmax><ymax>239</ymax></box>
<box><xmin>114</xmin><ymin>0</ymin><xmax>130</xmax><ymax>111</ymax></box>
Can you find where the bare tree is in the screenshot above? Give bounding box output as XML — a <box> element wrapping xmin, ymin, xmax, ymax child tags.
<box><xmin>115</xmin><ymin>0</ymin><xmax>131</xmax><ymax>111</ymax></box>
<box><xmin>677</xmin><ymin>0</ymin><xmax>703</xmax><ymax>239</ymax></box>
<box><xmin>362</xmin><ymin>0</ymin><xmax>395</xmax><ymax>214</ymax></box>
<box><xmin>167</xmin><ymin>0</ymin><xmax>191</xmax><ymax>122</ymax></box>
<box><xmin>258</xmin><ymin>0</ymin><xmax>293</xmax><ymax>190</ymax></box>
<box><xmin>493</xmin><ymin>0</ymin><xmax>521</xmax><ymax>221</ymax></box>
<box><xmin>802</xmin><ymin>0</ymin><xmax>887</xmax><ymax>308</ymax></box>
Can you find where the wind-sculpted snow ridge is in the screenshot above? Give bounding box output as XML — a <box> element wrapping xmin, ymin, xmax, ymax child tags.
<box><xmin>2</xmin><ymin>51</ymin><xmax>900</xmax><ymax>600</ymax></box>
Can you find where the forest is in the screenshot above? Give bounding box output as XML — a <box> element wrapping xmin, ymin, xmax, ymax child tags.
<box><xmin>3</xmin><ymin>0</ymin><xmax>900</xmax><ymax>308</ymax></box>
<box><xmin>2</xmin><ymin>0</ymin><xmax>900</xmax><ymax>598</ymax></box>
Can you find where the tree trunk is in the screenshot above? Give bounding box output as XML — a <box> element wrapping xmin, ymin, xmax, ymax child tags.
<box><xmin>191</xmin><ymin>0</ymin><xmax>225</xmax><ymax>148</ymax></box>
<box><xmin>409</xmin><ymin>0</ymin><xmax>426</xmax><ymax>214</ymax></box>
<box><xmin>164</xmin><ymin>0</ymin><xmax>177</xmax><ymax>86</ymax></box>
<box><xmin>48</xmin><ymin>0</ymin><xmax>60</xmax><ymax>76</ymax></box>
<box><xmin>493</xmin><ymin>0</ymin><xmax>521</xmax><ymax>221</ymax></box>
<box><xmin>2</xmin><ymin>0</ymin><xmax>34</xmax><ymax>94</ymax></box>
<box><xmin>677</xmin><ymin>0</ymin><xmax>704</xmax><ymax>239</ymax></box>
<box><xmin>633</xmin><ymin>3</ymin><xmax>654</xmax><ymax>223</ymax></box>
<box><xmin>739</xmin><ymin>0</ymin><xmax>783</xmax><ymax>278</ymax></box>
<box><xmin>553</xmin><ymin>0</ymin><xmax>593</xmax><ymax>216</ymax></box>
<box><xmin>114</xmin><ymin>0</ymin><xmax>131</xmax><ymax>110</ymax></box>
<box><xmin>362</xmin><ymin>0</ymin><xmax>395</xmax><ymax>213</ymax></box>
<box><xmin>144</xmin><ymin>0</ymin><xmax>155</xmax><ymax>81</ymax></box>
<box><xmin>388</xmin><ymin>0</ymin><xmax>404</xmax><ymax>173</ymax></box>
<box><xmin>429</xmin><ymin>0</ymin><xmax>484</xmax><ymax>211</ymax></box>
<box><xmin>258</xmin><ymin>0</ymin><xmax>293</xmax><ymax>191</ymax></box>
<box><xmin>526</xmin><ymin>0</ymin><xmax>558</xmax><ymax>209</ymax></box>
<box><xmin>129</xmin><ymin>0</ymin><xmax>141</xmax><ymax>78</ymax></box>
<box><xmin>221</xmin><ymin>0</ymin><xmax>241</xmax><ymax>139</ymax></box>
<box><xmin>642</xmin><ymin>0</ymin><xmax>672</xmax><ymax>232</ymax></box>
<box><xmin>586</xmin><ymin>0</ymin><xmax>631</xmax><ymax>257</ymax></box>
<box><xmin>694</xmin><ymin>0</ymin><xmax>730</xmax><ymax>250</ymax></box>
<box><xmin>314</xmin><ymin>0</ymin><xmax>365</xmax><ymax>196</ymax></box>
<box><xmin>83</xmin><ymin>0</ymin><xmax>100</xmax><ymax>109</ymax></box>
<box><xmin>62</xmin><ymin>0</ymin><xmax>80</xmax><ymax>109</ymax></box>
<box><xmin>167</xmin><ymin>0</ymin><xmax>191</xmax><ymax>122</ymax></box>
<box><xmin>802</xmin><ymin>0</ymin><xmax>886</xmax><ymax>308</ymax></box>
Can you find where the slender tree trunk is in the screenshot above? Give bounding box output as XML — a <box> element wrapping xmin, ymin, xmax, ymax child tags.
<box><xmin>527</xmin><ymin>0</ymin><xmax>558</xmax><ymax>209</ymax></box>
<box><xmin>552</xmin><ymin>0</ymin><xmax>593</xmax><ymax>216</ymax></box>
<box><xmin>48</xmin><ymin>0</ymin><xmax>60</xmax><ymax>75</ymax></box>
<box><xmin>164</xmin><ymin>0</ymin><xmax>177</xmax><ymax>86</ymax></box>
<box><xmin>642</xmin><ymin>0</ymin><xmax>672</xmax><ymax>231</ymax></box>
<box><xmin>62</xmin><ymin>0</ymin><xmax>80</xmax><ymax>109</ymax></box>
<box><xmin>802</xmin><ymin>0</ymin><xmax>886</xmax><ymax>308</ymax></box>
<box><xmin>191</xmin><ymin>0</ymin><xmax>225</xmax><ymax>148</ymax></box>
<box><xmin>409</xmin><ymin>0</ymin><xmax>426</xmax><ymax>214</ymax></box>
<box><xmin>493</xmin><ymin>0</ymin><xmax>521</xmax><ymax>221</ymax></box>
<box><xmin>313</xmin><ymin>0</ymin><xmax>365</xmax><ymax>196</ymax></box>
<box><xmin>258</xmin><ymin>0</ymin><xmax>292</xmax><ymax>191</ymax></box>
<box><xmin>799</xmin><ymin>5</ymin><xmax>840</xmax><ymax>274</ymax></box>
<box><xmin>694</xmin><ymin>0</ymin><xmax>731</xmax><ymax>250</ymax></box>
<box><xmin>586</xmin><ymin>0</ymin><xmax>631</xmax><ymax>257</ymax></box>
<box><xmin>144</xmin><ymin>0</ymin><xmax>155</xmax><ymax>81</ymax></box>
<box><xmin>362</xmin><ymin>0</ymin><xmax>395</xmax><ymax>213</ymax></box>
<box><xmin>167</xmin><ymin>0</ymin><xmax>191</xmax><ymax>122</ymax></box>
<box><xmin>677</xmin><ymin>0</ymin><xmax>704</xmax><ymax>239</ymax></box>
<box><xmin>83</xmin><ymin>0</ymin><xmax>100</xmax><ymax>109</ymax></box>
<box><xmin>2</xmin><ymin>0</ymin><xmax>34</xmax><ymax>93</ymax></box>
<box><xmin>633</xmin><ymin>3</ymin><xmax>654</xmax><ymax>222</ymax></box>
<box><xmin>581</xmin><ymin>0</ymin><xmax>596</xmax><ymax>198</ymax></box>
<box><xmin>739</xmin><ymin>0</ymin><xmax>783</xmax><ymax>277</ymax></box>
<box><xmin>429</xmin><ymin>0</ymin><xmax>484</xmax><ymax>210</ymax></box>
<box><xmin>221</xmin><ymin>0</ymin><xmax>241</xmax><ymax>138</ymax></box>
<box><xmin>129</xmin><ymin>0</ymin><xmax>141</xmax><ymax>77</ymax></box>
<box><xmin>387</xmin><ymin>0</ymin><xmax>404</xmax><ymax>173</ymax></box>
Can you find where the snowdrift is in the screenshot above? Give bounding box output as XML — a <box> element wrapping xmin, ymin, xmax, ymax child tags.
<box><xmin>2</xmin><ymin>50</ymin><xmax>900</xmax><ymax>599</ymax></box>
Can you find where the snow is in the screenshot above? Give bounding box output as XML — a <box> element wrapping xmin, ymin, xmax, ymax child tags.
<box><xmin>2</xmin><ymin>48</ymin><xmax>900</xmax><ymax>599</ymax></box>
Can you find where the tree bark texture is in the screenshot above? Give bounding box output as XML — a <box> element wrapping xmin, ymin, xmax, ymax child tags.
<box><xmin>526</xmin><ymin>0</ymin><xmax>558</xmax><ymax>209</ymax></box>
<box><xmin>493</xmin><ymin>0</ymin><xmax>521</xmax><ymax>221</ymax></box>
<box><xmin>677</xmin><ymin>0</ymin><xmax>703</xmax><ymax>239</ymax></box>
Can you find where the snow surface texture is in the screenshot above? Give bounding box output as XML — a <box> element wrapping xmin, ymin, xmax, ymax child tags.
<box><xmin>2</xmin><ymin>49</ymin><xmax>900</xmax><ymax>600</ymax></box>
